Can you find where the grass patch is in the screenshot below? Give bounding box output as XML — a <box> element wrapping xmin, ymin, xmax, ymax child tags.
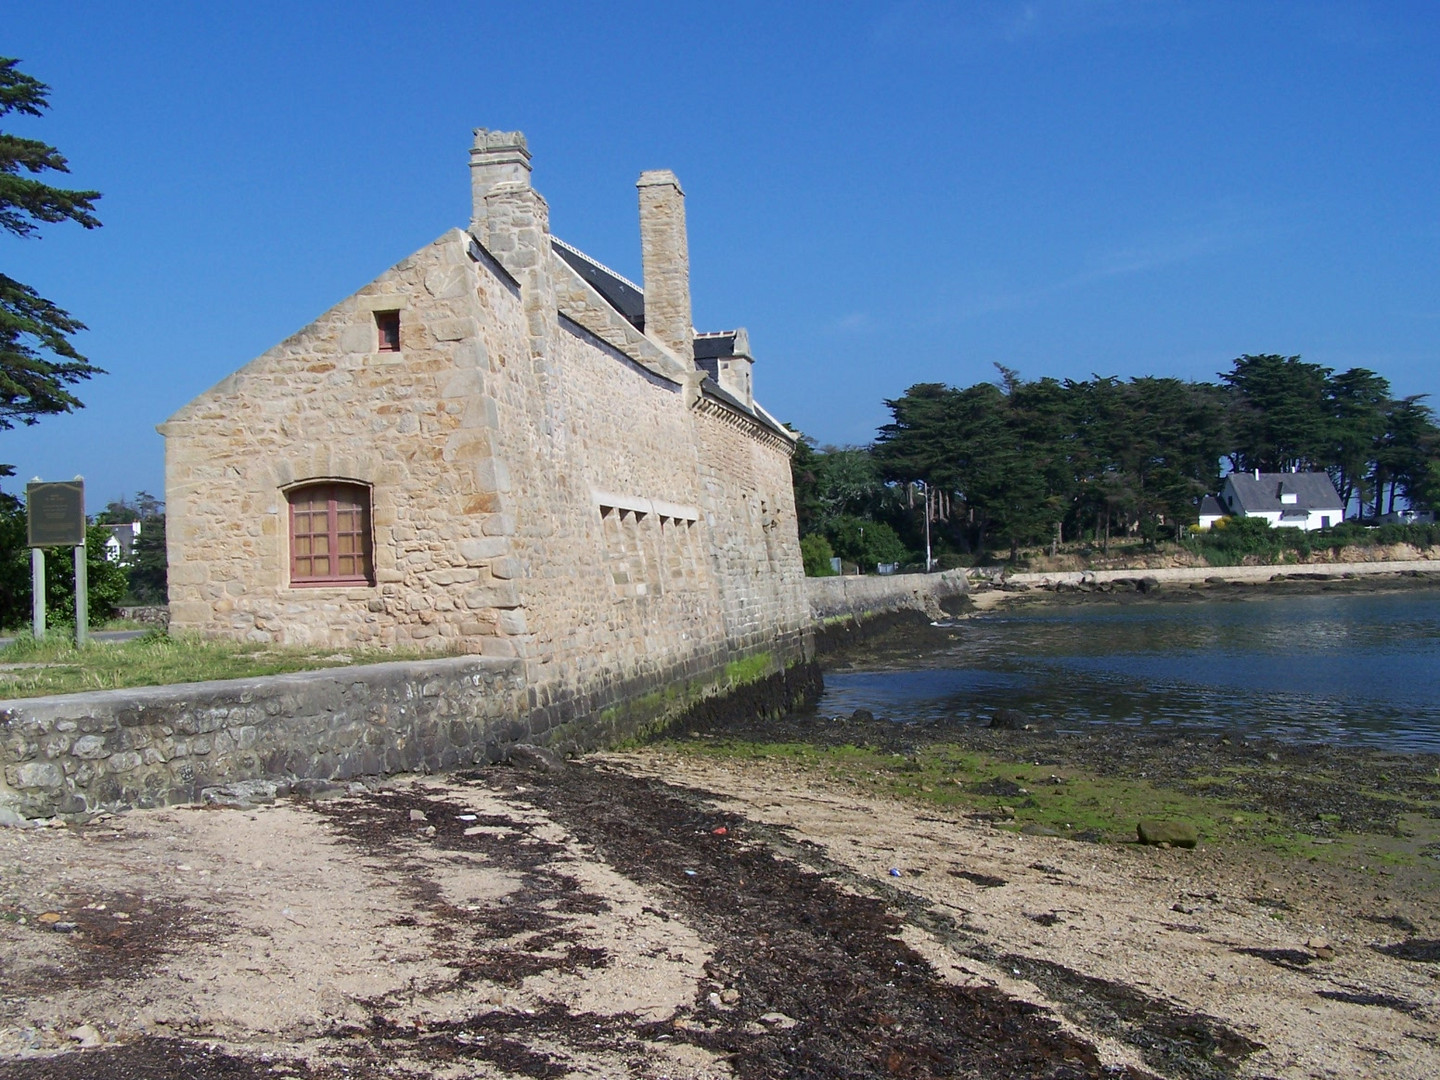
<box><xmin>0</xmin><ymin>632</ymin><xmax>463</xmax><ymax>699</ymax></box>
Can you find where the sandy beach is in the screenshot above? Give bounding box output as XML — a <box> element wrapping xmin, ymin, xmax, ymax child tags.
<box><xmin>0</xmin><ymin>725</ymin><xmax>1435</xmax><ymax>1079</ymax></box>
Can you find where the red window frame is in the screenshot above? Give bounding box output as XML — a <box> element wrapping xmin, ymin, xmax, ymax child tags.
<box><xmin>375</xmin><ymin>310</ymin><xmax>401</xmax><ymax>353</ymax></box>
<box><xmin>288</xmin><ymin>482</ymin><xmax>374</xmax><ymax>586</ymax></box>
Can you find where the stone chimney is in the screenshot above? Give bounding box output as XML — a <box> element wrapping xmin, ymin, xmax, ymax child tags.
<box><xmin>637</xmin><ymin>170</ymin><xmax>694</xmax><ymax>367</ymax></box>
<box><xmin>469</xmin><ymin>129</ymin><xmax>532</xmax><ymax>247</ymax></box>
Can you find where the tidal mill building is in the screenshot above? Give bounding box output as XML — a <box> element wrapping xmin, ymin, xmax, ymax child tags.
<box><xmin>161</xmin><ymin>129</ymin><xmax>812</xmax><ymax>735</ymax></box>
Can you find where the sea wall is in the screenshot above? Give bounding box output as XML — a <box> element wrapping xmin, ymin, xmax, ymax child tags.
<box><xmin>1</xmin><ymin>657</ymin><xmax>524</xmax><ymax>817</ymax></box>
<box><xmin>807</xmin><ymin>570</ymin><xmax>970</xmax><ymax>622</ymax></box>
<box><xmin>0</xmin><ymin>644</ymin><xmax>817</xmax><ymax>819</ymax></box>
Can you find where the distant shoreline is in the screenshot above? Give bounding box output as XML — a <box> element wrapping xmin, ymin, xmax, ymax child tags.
<box><xmin>964</xmin><ymin>560</ymin><xmax>1440</xmax><ymax>612</ymax></box>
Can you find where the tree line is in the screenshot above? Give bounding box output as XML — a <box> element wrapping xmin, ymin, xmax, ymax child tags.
<box><xmin>793</xmin><ymin>355</ymin><xmax>1440</xmax><ymax>569</ymax></box>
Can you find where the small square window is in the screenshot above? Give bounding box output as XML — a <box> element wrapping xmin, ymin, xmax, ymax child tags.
<box><xmin>375</xmin><ymin>310</ymin><xmax>401</xmax><ymax>353</ymax></box>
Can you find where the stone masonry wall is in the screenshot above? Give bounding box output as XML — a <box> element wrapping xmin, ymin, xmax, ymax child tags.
<box><xmin>807</xmin><ymin>570</ymin><xmax>971</xmax><ymax>622</ymax></box>
<box><xmin>0</xmin><ymin>657</ymin><xmax>526</xmax><ymax>818</ymax></box>
<box><xmin>492</xmin><ymin>309</ymin><xmax>737</xmax><ymax>716</ymax></box>
<box><xmin>161</xmin><ymin>230</ymin><xmax>528</xmax><ymax>655</ymax></box>
<box><xmin>693</xmin><ymin>401</ymin><xmax>811</xmax><ymax>657</ymax></box>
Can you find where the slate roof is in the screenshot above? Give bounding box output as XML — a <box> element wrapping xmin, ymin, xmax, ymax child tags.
<box><xmin>1223</xmin><ymin>472</ymin><xmax>1343</xmax><ymax>515</ymax></box>
<box><xmin>550</xmin><ymin>238</ymin><xmax>793</xmax><ymax>444</ymax></box>
<box><xmin>694</xmin><ymin>331</ymin><xmax>741</xmax><ymax>361</ymax></box>
<box><xmin>551</xmin><ymin>237</ymin><xmax>645</xmax><ymax>330</ymax></box>
<box><xmin>1198</xmin><ymin>495</ymin><xmax>1225</xmax><ymax>519</ymax></box>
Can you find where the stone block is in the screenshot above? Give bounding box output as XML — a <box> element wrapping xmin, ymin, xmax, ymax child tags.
<box><xmin>497</xmin><ymin>609</ymin><xmax>528</xmax><ymax>635</ymax></box>
<box><xmin>472</xmin><ymin>456</ymin><xmax>511</xmax><ymax>493</ymax></box>
<box><xmin>431</xmin><ymin>317</ymin><xmax>477</xmax><ymax>342</ymax></box>
<box><xmin>458</xmin><ymin>537</ymin><xmax>509</xmax><ymax>564</ymax></box>
<box><xmin>15</xmin><ymin>762</ymin><xmax>63</xmax><ymax>789</ymax></box>
<box><xmin>107</xmin><ymin>752</ymin><xmax>143</xmax><ymax>775</ymax></box>
<box><xmin>465</xmin><ymin>583</ymin><xmax>519</xmax><ymax>610</ymax></box>
<box><xmin>424</xmin><ymin>266</ymin><xmax>469</xmax><ymax>299</ymax></box>
<box><xmin>482</xmin><ymin>513</ymin><xmax>516</xmax><ymax>537</ymax></box>
<box><xmin>489</xmin><ymin>557</ymin><xmax>521</xmax><ymax>580</ymax></box>
<box><xmin>339</xmin><ymin>323</ymin><xmax>373</xmax><ymax>353</ymax></box>
<box><xmin>72</xmin><ymin>735</ymin><xmax>109</xmax><ymax>760</ymax></box>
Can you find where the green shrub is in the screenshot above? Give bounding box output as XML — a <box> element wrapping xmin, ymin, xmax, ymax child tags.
<box><xmin>800</xmin><ymin>534</ymin><xmax>838</xmax><ymax>577</ymax></box>
<box><xmin>825</xmin><ymin>515</ymin><xmax>911</xmax><ymax>570</ymax></box>
<box><xmin>0</xmin><ymin>505</ymin><xmax>129</xmax><ymax>629</ymax></box>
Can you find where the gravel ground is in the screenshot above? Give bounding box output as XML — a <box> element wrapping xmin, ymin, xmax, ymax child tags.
<box><xmin>0</xmin><ymin>746</ymin><xmax>1436</xmax><ymax>1079</ymax></box>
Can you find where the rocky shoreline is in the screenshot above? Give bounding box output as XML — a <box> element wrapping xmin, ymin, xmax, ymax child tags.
<box><xmin>964</xmin><ymin>562</ymin><xmax>1440</xmax><ymax>613</ymax></box>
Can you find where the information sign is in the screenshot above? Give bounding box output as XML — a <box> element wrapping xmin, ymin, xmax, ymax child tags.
<box><xmin>27</xmin><ymin>480</ymin><xmax>86</xmax><ymax>547</ymax></box>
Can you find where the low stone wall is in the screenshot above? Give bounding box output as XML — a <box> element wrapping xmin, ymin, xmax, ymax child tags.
<box><xmin>1002</xmin><ymin>559</ymin><xmax>1440</xmax><ymax>589</ymax></box>
<box><xmin>0</xmin><ymin>657</ymin><xmax>527</xmax><ymax>818</ymax></box>
<box><xmin>0</xmin><ymin>637</ymin><xmax>819</xmax><ymax>819</ymax></box>
<box><xmin>807</xmin><ymin>570</ymin><xmax>969</xmax><ymax>623</ymax></box>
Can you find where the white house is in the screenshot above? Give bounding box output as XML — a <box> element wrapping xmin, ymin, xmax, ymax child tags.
<box><xmin>1204</xmin><ymin>471</ymin><xmax>1344</xmax><ymax>531</ymax></box>
<box><xmin>101</xmin><ymin>521</ymin><xmax>140</xmax><ymax>564</ymax></box>
<box><xmin>1197</xmin><ymin>495</ymin><xmax>1226</xmax><ymax>530</ymax></box>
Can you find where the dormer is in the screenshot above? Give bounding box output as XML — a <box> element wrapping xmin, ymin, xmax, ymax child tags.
<box><xmin>694</xmin><ymin>329</ymin><xmax>755</xmax><ymax>410</ymax></box>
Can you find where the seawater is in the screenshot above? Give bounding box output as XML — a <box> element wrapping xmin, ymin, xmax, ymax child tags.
<box><xmin>817</xmin><ymin>589</ymin><xmax>1440</xmax><ymax>753</ymax></box>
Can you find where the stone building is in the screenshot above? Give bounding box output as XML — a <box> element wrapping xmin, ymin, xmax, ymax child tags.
<box><xmin>160</xmin><ymin>130</ymin><xmax>811</xmax><ymax>738</ymax></box>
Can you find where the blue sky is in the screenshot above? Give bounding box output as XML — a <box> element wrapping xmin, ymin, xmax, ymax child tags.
<box><xmin>5</xmin><ymin>1</ymin><xmax>1438</xmax><ymax>510</ymax></box>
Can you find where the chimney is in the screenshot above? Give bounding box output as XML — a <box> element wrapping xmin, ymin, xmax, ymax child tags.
<box><xmin>637</xmin><ymin>170</ymin><xmax>694</xmax><ymax>367</ymax></box>
<box><xmin>470</xmin><ymin>129</ymin><xmax>532</xmax><ymax>243</ymax></box>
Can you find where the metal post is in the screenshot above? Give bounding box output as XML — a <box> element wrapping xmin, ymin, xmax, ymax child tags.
<box><xmin>924</xmin><ymin>484</ymin><xmax>933</xmax><ymax>572</ymax></box>
<box><xmin>31</xmin><ymin>547</ymin><xmax>45</xmax><ymax>640</ymax></box>
<box><xmin>74</xmin><ymin>545</ymin><xmax>88</xmax><ymax>647</ymax></box>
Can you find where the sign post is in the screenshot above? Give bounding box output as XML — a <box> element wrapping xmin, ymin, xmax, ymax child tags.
<box><xmin>26</xmin><ymin>479</ymin><xmax>87</xmax><ymax>646</ymax></box>
<box><xmin>31</xmin><ymin>548</ymin><xmax>45</xmax><ymax>640</ymax></box>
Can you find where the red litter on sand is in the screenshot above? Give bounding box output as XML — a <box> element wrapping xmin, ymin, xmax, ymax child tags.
<box><xmin>712</xmin><ymin>826</ymin><xmax>728</xmax><ymax>835</ymax></box>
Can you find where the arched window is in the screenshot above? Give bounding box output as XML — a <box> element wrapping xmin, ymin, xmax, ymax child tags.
<box><xmin>288</xmin><ymin>482</ymin><xmax>374</xmax><ymax>586</ymax></box>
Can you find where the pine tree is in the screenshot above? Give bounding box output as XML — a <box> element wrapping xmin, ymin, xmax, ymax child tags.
<box><xmin>1</xmin><ymin>57</ymin><xmax>103</xmax><ymax>478</ymax></box>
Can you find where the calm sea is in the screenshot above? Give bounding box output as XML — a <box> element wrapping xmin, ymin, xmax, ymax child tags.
<box><xmin>816</xmin><ymin>589</ymin><xmax>1440</xmax><ymax>753</ymax></box>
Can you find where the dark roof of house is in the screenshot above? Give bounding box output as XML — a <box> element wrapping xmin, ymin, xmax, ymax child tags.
<box><xmin>1198</xmin><ymin>495</ymin><xmax>1225</xmax><ymax>518</ymax></box>
<box><xmin>551</xmin><ymin>237</ymin><xmax>645</xmax><ymax>330</ymax></box>
<box><xmin>1223</xmin><ymin>471</ymin><xmax>1343</xmax><ymax>514</ymax></box>
<box><xmin>549</xmin><ymin>239</ymin><xmax>791</xmax><ymax>444</ymax></box>
<box><xmin>694</xmin><ymin>332</ymin><xmax>738</xmax><ymax>360</ymax></box>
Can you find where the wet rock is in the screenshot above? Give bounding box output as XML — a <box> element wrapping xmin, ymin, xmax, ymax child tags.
<box><xmin>1137</xmin><ymin>576</ymin><xmax>1162</xmax><ymax>594</ymax></box>
<box><xmin>1138</xmin><ymin>820</ymin><xmax>1199</xmax><ymax>848</ymax></box>
<box><xmin>720</xmin><ymin>987</ymin><xmax>741</xmax><ymax>1005</ymax></box>
<box><xmin>200</xmin><ymin>779</ymin><xmax>278</xmax><ymax>809</ymax></box>
<box><xmin>0</xmin><ymin>805</ymin><xmax>29</xmax><ymax>827</ymax></box>
<box><xmin>849</xmin><ymin>708</ymin><xmax>875</xmax><ymax>724</ymax></box>
<box><xmin>988</xmin><ymin>708</ymin><xmax>1029</xmax><ymax>730</ymax></box>
<box><xmin>66</xmin><ymin>1024</ymin><xmax>103</xmax><ymax>1048</ymax></box>
<box><xmin>290</xmin><ymin>779</ymin><xmax>343</xmax><ymax>799</ymax></box>
<box><xmin>508</xmin><ymin>743</ymin><xmax>566</xmax><ymax>773</ymax></box>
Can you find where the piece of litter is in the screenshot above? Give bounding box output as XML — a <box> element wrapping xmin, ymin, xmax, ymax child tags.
<box><xmin>889</xmin><ymin>868</ymin><xmax>902</xmax><ymax>877</ymax></box>
<box><xmin>712</xmin><ymin>826</ymin><xmax>728</xmax><ymax>835</ymax></box>
<box><xmin>684</xmin><ymin>870</ymin><xmax>698</xmax><ymax>877</ymax></box>
<box><xmin>457</xmin><ymin>815</ymin><xmax>478</xmax><ymax>821</ymax></box>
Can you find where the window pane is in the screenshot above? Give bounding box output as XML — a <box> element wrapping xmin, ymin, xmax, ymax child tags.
<box><xmin>289</xmin><ymin>482</ymin><xmax>372</xmax><ymax>585</ymax></box>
